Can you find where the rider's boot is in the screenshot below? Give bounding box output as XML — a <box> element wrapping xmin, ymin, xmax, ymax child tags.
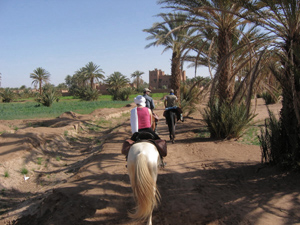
<box><xmin>180</xmin><ymin>114</ymin><xmax>184</xmax><ymax>122</ymax></box>
<box><xmin>154</xmin><ymin>122</ymin><xmax>159</xmax><ymax>135</ymax></box>
<box><xmin>160</xmin><ymin>157</ymin><xmax>166</xmax><ymax>168</ymax></box>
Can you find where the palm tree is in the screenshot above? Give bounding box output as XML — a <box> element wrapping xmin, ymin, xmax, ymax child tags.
<box><xmin>158</xmin><ymin>0</ymin><xmax>274</xmax><ymax>139</ymax></box>
<box><xmin>158</xmin><ymin>0</ymin><xmax>252</xmax><ymax>105</ymax></box>
<box><xmin>246</xmin><ymin>0</ymin><xmax>300</xmax><ymax>123</ymax></box>
<box><xmin>0</xmin><ymin>88</ymin><xmax>15</xmax><ymax>102</ymax></box>
<box><xmin>131</xmin><ymin>70</ymin><xmax>144</xmax><ymax>90</ymax></box>
<box><xmin>30</xmin><ymin>67</ymin><xmax>50</xmax><ymax>94</ymax></box>
<box><xmin>73</xmin><ymin>68</ymin><xmax>87</xmax><ymax>88</ymax></box>
<box><xmin>105</xmin><ymin>72</ymin><xmax>130</xmax><ymax>91</ymax></box>
<box><xmin>81</xmin><ymin>62</ymin><xmax>105</xmax><ymax>89</ymax></box>
<box><xmin>144</xmin><ymin>12</ymin><xmax>191</xmax><ymax>103</ymax></box>
<box><xmin>243</xmin><ymin>0</ymin><xmax>300</xmax><ymax>168</ymax></box>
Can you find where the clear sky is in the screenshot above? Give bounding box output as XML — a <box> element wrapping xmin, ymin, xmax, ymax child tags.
<box><xmin>0</xmin><ymin>0</ymin><xmax>209</xmax><ymax>88</ymax></box>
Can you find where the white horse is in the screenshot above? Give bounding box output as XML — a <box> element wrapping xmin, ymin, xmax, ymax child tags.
<box><xmin>127</xmin><ymin>141</ymin><xmax>161</xmax><ymax>225</ymax></box>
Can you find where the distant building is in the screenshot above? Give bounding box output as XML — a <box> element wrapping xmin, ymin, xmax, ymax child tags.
<box><xmin>149</xmin><ymin>68</ymin><xmax>186</xmax><ymax>89</ymax></box>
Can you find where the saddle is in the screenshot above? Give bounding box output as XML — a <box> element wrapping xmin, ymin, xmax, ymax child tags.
<box><xmin>121</xmin><ymin>132</ymin><xmax>167</xmax><ymax>159</ymax></box>
<box><xmin>163</xmin><ymin>107</ymin><xmax>183</xmax><ymax>121</ymax></box>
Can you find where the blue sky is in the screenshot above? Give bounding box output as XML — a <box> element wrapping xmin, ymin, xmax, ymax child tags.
<box><xmin>0</xmin><ymin>0</ymin><xmax>209</xmax><ymax>88</ymax></box>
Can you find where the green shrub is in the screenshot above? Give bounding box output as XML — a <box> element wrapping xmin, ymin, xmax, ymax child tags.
<box><xmin>21</xmin><ymin>167</ymin><xmax>28</xmax><ymax>175</ymax></box>
<box><xmin>259</xmin><ymin>110</ymin><xmax>300</xmax><ymax>170</ymax></box>
<box><xmin>79</xmin><ymin>87</ymin><xmax>100</xmax><ymax>101</ymax></box>
<box><xmin>18</xmin><ymin>88</ymin><xmax>35</xmax><ymax>99</ymax></box>
<box><xmin>180</xmin><ymin>83</ymin><xmax>201</xmax><ymax>116</ymax></box>
<box><xmin>37</xmin><ymin>157</ymin><xmax>43</xmax><ymax>165</ymax></box>
<box><xmin>0</xmin><ymin>88</ymin><xmax>15</xmax><ymax>103</ymax></box>
<box><xmin>108</xmin><ymin>87</ymin><xmax>134</xmax><ymax>101</ymax></box>
<box><xmin>35</xmin><ymin>86</ymin><xmax>60</xmax><ymax>107</ymax></box>
<box><xmin>261</xmin><ymin>92</ymin><xmax>281</xmax><ymax>105</ymax></box>
<box><xmin>202</xmin><ymin>101</ymin><xmax>256</xmax><ymax>139</ymax></box>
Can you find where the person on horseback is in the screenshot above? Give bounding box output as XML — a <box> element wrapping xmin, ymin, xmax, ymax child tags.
<box><xmin>164</xmin><ymin>89</ymin><xmax>184</xmax><ymax>122</ymax></box>
<box><xmin>122</xmin><ymin>95</ymin><xmax>167</xmax><ymax>166</ymax></box>
<box><xmin>143</xmin><ymin>88</ymin><xmax>155</xmax><ymax>111</ymax></box>
<box><xmin>130</xmin><ymin>95</ymin><xmax>159</xmax><ymax>139</ymax></box>
<box><xmin>143</xmin><ymin>88</ymin><xmax>159</xmax><ymax>134</ymax></box>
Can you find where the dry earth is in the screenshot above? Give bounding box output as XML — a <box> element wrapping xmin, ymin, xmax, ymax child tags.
<box><xmin>0</xmin><ymin>99</ymin><xmax>299</xmax><ymax>225</ymax></box>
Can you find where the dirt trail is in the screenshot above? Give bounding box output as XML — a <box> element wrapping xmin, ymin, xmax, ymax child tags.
<box><xmin>0</xmin><ymin>99</ymin><xmax>299</xmax><ymax>225</ymax></box>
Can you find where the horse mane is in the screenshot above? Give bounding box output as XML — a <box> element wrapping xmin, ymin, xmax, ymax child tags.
<box><xmin>127</xmin><ymin>143</ymin><xmax>161</xmax><ymax>222</ymax></box>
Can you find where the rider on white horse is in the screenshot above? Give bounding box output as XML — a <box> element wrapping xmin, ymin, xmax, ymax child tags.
<box><xmin>130</xmin><ymin>95</ymin><xmax>159</xmax><ymax>139</ymax></box>
<box><xmin>122</xmin><ymin>95</ymin><xmax>167</xmax><ymax>166</ymax></box>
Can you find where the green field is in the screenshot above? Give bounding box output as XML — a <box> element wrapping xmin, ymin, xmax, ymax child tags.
<box><xmin>0</xmin><ymin>93</ymin><xmax>167</xmax><ymax>120</ymax></box>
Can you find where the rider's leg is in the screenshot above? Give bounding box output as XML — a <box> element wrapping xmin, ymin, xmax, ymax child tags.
<box><xmin>154</xmin><ymin>121</ymin><xmax>158</xmax><ymax>134</ymax></box>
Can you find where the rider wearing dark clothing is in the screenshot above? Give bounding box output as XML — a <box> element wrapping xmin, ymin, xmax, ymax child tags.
<box><xmin>143</xmin><ymin>88</ymin><xmax>158</xmax><ymax>133</ymax></box>
<box><xmin>143</xmin><ymin>88</ymin><xmax>155</xmax><ymax>110</ymax></box>
<box><xmin>164</xmin><ymin>89</ymin><xmax>184</xmax><ymax>122</ymax></box>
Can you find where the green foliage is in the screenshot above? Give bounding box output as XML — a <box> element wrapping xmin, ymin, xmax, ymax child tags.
<box><xmin>35</xmin><ymin>85</ymin><xmax>60</xmax><ymax>107</ymax></box>
<box><xmin>104</xmin><ymin>72</ymin><xmax>132</xmax><ymax>100</ymax></box>
<box><xmin>105</xmin><ymin>72</ymin><xmax>129</xmax><ymax>90</ymax></box>
<box><xmin>180</xmin><ymin>83</ymin><xmax>201</xmax><ymax>116</ymax></box>
<box><xmin>21</xmin><ymin>167</ymin><xmax>28</xmax><ymax>175</ymax></box>
<box><xmin>259</xmin><ymin>110</ymin><xmax>300</xmax><ymax>170</ymax></box>
<box><xmin>186</xmin><ymin>77</ymin><xmax>211</xmax><ymax>86</ymax></box>
<box><xmin>78</xmin><ymin>87</ymin><xmax>100</xmax><ymax>101</ymax></box>
<box><xmin>0</xmin><ymin>100</ymin><xmax>131</xmax><ymax>120</ymax></box>
<box><xmin>30</xmin><ymin>67</ymin><xmax>50</xmax><ymax>94</ymax></box>
<box><xmin>16</xmin><ymin>87</ymin><xmax>35</xmax><ymax>99</ymax></box>
<box><xmin>195</xmin><ymin>127</ymin><xmax>210</xmax><ymax>138</ymax></box>
<box><xmin>261</xmin><ymin>91</ymin><xmax>281</xmax><ymax>105</ymax></box>
<box><xmin>0</xmin><ymin>88</ymin><xmax>15</xmax><ymax>103</ymax></box>
<box><xmin>56</xmin><ymin>83</ymin><xmax>68</xmax><ymax>90</ymax></box>
<box><xmin>107</xmin><ymin>87</ymin><xmax>134</xmax><ymax>101</ymax></box>
<box><xmin>37</xmin><ymin>157</ymin><xmax>43</xmax><ymax>165</ymax></box>
<box><xmin>239</xmin><ymin>126</ymin><xmax>261</xmax><ymax>145</ymax></box>
<box><xmin>131</xmin><ymin>70</ymin><xmax>144</xmax><ymax>91</ymax></box>
<box><xmin>68</xmin><ymin>85</ymin><xmax>82</xmax><ymax>98</ymax></box>
<box><xmin>79</xmin><ymin>61</ymin><xmax>105</xmax><ymax>89</ymax></box>
<box><xmin>149</xmin><ymin>93</ymin><xmax>167</xmax><ymax>99</ymax></box>
<box><xmin>4</xmin><ymin>171</ymin><xmax>9</xmax><ymax>178</ymax></box>
<box><xmin>202</xmin><ymin>101</ymin><xmax>256</xmax><ymax>139</ymax></box>
<box><xmin>135</xmin><ymin>82</ymin><xmax>149</xmax><ymax>93</ymax></box>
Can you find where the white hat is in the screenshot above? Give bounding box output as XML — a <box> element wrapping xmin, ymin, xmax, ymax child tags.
<box><xmin>134</xmin><ymin>95</ymin><xmax>146</xmax><ymax>107</ymax></box>
<box><xmin>143</xmin><ymin>88</ymin><xmax>151</xmax><ymax>93</ymax></box>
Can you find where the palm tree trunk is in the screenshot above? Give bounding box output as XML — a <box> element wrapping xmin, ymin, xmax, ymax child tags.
<box><xmin>91</xmin><ymin>78</ymin><xmax>94</xmax><ymax>89</ymax></box>
<box><xmin>217</xmin><ymin>29</ymin><xmax>233</xmax><ymax>104</ymax></box>
<box><xmin>171</xmin><ymin>50</ymin><xmax>181</xmax><ymax>106</ymax></box>
<box><xmin>39</xmin><ymin>81</ymin><xmax>42</xmax><ymax>95</ymax></box>
<box><xmin>279</xmin><ymin>38</ymin><xmax>300</xmax><ymax>163</ymax></box>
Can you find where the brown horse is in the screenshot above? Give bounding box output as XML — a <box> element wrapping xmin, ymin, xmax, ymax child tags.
<box><xmin>165</xmin><ymin>109</ymin><xmax>176</xmax><ymax>143</ymax></box>
<box><xmin>151</xmin><ymin>112</ymin><xmax>158</xmax><ymax>132</ymax></box>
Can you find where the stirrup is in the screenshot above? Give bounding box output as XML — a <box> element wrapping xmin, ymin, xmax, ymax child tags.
<box><xmin>160</xmin><ymin>158</ymin><xmax>166</xmax><ymax>168</ymax></box>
